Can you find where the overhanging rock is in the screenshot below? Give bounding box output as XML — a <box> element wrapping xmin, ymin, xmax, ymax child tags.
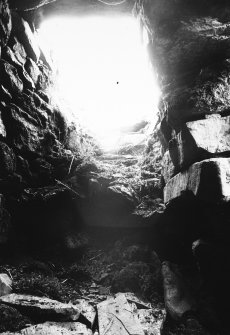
<box><xmin>164</xmin><ymin>158</ymin><xmax>230</xmax><ymax>204</ymax></box>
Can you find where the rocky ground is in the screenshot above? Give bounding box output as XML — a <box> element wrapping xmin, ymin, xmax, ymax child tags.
<box><xmin>0</xmin><ymin>142</ymin><xmax>219</xmax><ymax>335</ymax></box>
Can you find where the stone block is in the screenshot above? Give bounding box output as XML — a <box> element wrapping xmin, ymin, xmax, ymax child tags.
<box><xmin>164</xmin><ymin>158</ymin><xmax>230</xmax><ymax>204</ymax></box>
<box><xmin>9</xmin><ymin>37</ymin><xmax>27</xmax><ymax>65</ymax></box>
<box><xmin>169</xmin><ymin>115</ymin><xmax>230</xmax><ymax>170</ymax></box>
<box><xmin>2</xmin><ymin>47</ymin><xmax>35</xmax><ymax>90</ymax></box>
<box><xmin>0</xmin><ymin>60</ymin><xmax>23</xmax><ymax>93</ymax></box>
<box><xmin>156</xmin><ymin>117</ymin><xmax>173</xmax><ymax>152</ymax></box>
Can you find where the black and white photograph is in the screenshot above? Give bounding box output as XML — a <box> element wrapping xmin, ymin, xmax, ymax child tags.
<box><xmin>0</xmin><ymin>0</ymin><xmax>229</xmax><ymax>334</ymax></box>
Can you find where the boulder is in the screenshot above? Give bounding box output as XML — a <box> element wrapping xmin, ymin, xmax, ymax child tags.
<box><xmin>164</xmin><ymin>158</ymin><xmax>230</xmax><ymax>204</ymax></box>
<box><xmin>11</xmin><ymin>13</ymin><xmax>40</xmax><ymax>63</ymax></box>
<box><xmin>0</xmin><ymin>60</ymin><xmax>23</xmax><ymax>93</ymax></box>
<box><xmin>0</xmin><ymin>274</ymin><xmax>12</xmax><ymax>297</ymax></box>
<box><xmin>0</xmin><ymin>294</ymin><xmax>80</xmax><ymax>322</ymax></box>
<box><xmin>0</xmin><ymin>0</ymin><xmax>11</xmax><ymax>48</ymax></box>
<box><xmin>97</xmin><ymin>293</ymin><xmax>165</xmax><ymax>335</ymax></box>
<box><xmin>0</xmin><ymin>322</ymin><xmax>91</xmax><ymax>335</ymax></box>
<box><xmin>162</xmin><ymin>261</ymin><xmax>196</xmax><ymax>320</ymax></box>
<box><xmin>169</xmin><ymin>115</ymin><xmax>230</xmax><ymax>170</ymax></box>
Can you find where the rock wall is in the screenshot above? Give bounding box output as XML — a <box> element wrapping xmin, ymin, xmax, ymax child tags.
<box><xmin>136</xmin><ymin>0</ymin><xmax>230</xmax><ymax>238</ymax></box>
<box><xmin>0</xmin><ymin>0</ymin><xmax>98</xmax><ymax>249</ymax></box>
<box><xmin>136</xmin><ymin>0</ymin><xmax>230</xmax><ymax>324</ymax></box>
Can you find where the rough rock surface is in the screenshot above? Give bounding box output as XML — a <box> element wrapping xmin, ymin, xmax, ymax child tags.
<box><xmin>11</xmin><ymin>13</ymin><xmax>40</xmax><ymax>62</ymax></box>
<box><xmin>0</xmin><ymin>0</ymin><xmax>100</xmax><ymax>246</ymax></box>
<box><xmin>164</xmin><ymin>158</ymin><xmax>230</xmax><ymax>204</ymax></box>
<box><xmin>161</xmin><ymin>150</ymin><xmax>175</xmax><ymax>184</ymax></box>
<box><xmin>169</xmin><ymin>114</ymin><xmax>230</xmax><ymax>170</ymax></box>
<box><xmin>136</xmin><ymin>0</ymin><xmax>230</xmax><ymax>127</ymax></box>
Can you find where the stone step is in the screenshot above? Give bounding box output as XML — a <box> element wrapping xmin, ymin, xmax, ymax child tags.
<box><xmin>164</xmin><ymin>158</ymin><xmax>230</xmax><ymax>204</ymax></box>
<box><xmin>169</xmin><ymin>115</ymin><xmax>230</xmax><ymax>170</ymax></box>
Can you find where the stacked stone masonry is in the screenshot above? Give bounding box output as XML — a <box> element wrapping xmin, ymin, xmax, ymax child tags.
<box><xmin>136</xmin><ymin>0</ymin><xmax>230</xmax><ymax>207</ymax></box>
<box><xmin>0</xmin><ymin>0</ymin><xmax>99</xmax><ymax>246</ymax></box>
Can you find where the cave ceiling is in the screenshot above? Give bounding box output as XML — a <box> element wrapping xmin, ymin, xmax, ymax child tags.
<box><xmin>9</xmin><ymin>0</ymin><xmax>135</xmax><ymax>17</ymax></box>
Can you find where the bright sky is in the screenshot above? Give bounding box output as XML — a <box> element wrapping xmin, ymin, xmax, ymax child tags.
<box><xmin>38</xmin><ymin>16</ymin><xmax>160</xmax><ymax>150</ymax></box>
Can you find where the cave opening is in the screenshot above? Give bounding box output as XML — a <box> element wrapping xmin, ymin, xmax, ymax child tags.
<box><xmin>1</xmin><ymin>0</ymin><xmax>229</xmax><ymax>333</ymax></box>
<box><xmin>37</xmin><ymin>14</ymin><xmax>160</xmax><ymax>152</ymax></box>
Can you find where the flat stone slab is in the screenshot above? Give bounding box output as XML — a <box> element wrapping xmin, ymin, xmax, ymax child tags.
<box><xmin>0</xmin><ymin>294</ymin><xmax>80</xmax><ymax>322</ymax></box>
<box><xmin>164</xmin><ymin>158</ymin><xmax>230</xmax><ymax>204</ymax></box>
<box><xmin>97</xmin><ymin>293</ymin><xmax>165</xmax><ymax>335</ymax></box>
<box><xmin>170</xmin><ymin>115</ymin><xmax>230</xmax><ymax>170</ymax></box>
<box><xmin>1</xmin><ymin>322</ymin><xmax>92</xmax><ymax>335</ymax></box>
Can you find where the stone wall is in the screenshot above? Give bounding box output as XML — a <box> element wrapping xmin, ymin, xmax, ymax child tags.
<box><xmin>0</xmin><ymin>0</ymin><xmax>97</xmax><ymax>248</ymax></box>
<box><xmin>136</xmin><ymin>0</ymin><xmax>230</xmax><ymax>234</ymax></box>
<box><xmin>135</xmin><ymin>2</ymin><xmax>230</xmax><ymax>315</ymax></box>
